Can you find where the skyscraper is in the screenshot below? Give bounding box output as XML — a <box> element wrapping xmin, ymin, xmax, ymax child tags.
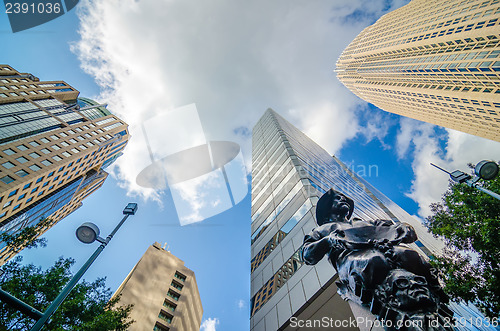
<box><xmin>336</xmin><ymin>0</ymin><xmax>500</xmax><ymax>142</ymax></box>
<box><xmin>0</xmin><ymin>64</ymin><xmax>129</xmax><ymax>264</ymax></box>
<box><xmin>111</xmin><ymin>242</ymin><xmax>203</xmax><ymax>331</ymax></box>
<box><xmin>250</xmin><ymin>109</ymin><xmax>445</xmax><ymax>330</ymax></box>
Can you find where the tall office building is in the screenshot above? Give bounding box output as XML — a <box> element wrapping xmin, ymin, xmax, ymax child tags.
<box><xmin>0</xmin><ymin>64</ymin><xmax>129</xmax><ymax>264</ymax></box>
<box><xmin>336</xmin><ymin>0</ymin><xmax>500</xmax><ymax>142</ymax></box>
<box><xmin>111</xmin><ymin>242</ymin><xmax>203</xmax><ymax>331</ymax></box>
<box><xmin>250</xmin><ymin>109</ymin><xmax>448</xmax><ymax>330</ymax></box>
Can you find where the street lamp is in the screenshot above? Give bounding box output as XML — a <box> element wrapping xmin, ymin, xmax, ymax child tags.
<box><xmin>430</xmin><ymin>160</ymin><xmax>500</xmax><ymax>201</ymax></box>
<box><xmin>0</xmin><ymin>203</ymin><xmax>138</xmax><ymax>331</ymax></box>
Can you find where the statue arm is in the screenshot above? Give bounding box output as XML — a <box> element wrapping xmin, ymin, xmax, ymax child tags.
<box><xmin>301</xmin><ymin>236</ymin><xmax>331</xmax><ymax>265</ymax></box>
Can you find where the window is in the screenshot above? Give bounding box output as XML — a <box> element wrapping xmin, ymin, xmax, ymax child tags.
<box><xmin>3</xmin><ymin>149</ymin><xmax>15</xmax><ymax>155</ymax></box>
<box><xmin>158</xmin><ymin>311</ymin><xmax>173</xmax><ymax>324</ymax></box>
<box><xmin>174</xmin><ymin>272</ymin><xmax>186</xmax><ymax>282</ymax></box>
<box><xmin>41</xmin><ymin>148</ymin><xmax>51</xmax><ymax>154</ymax></box>
<box><xmin>36</xmin><ymin>177</ymin><xmax>43</xmax><ymax>183</ymax></box>
<box><xmin>40</xmin><ymin>138</ymin><xmax>50</xmax><ymax>143</ymax></box>
<box><xmin>62</xmin><ymin>152</ymin><xmax>71</xmax><ymax>157</ymax></box>
<box><xmin>8</xmin><ymin>189</ymin><xmax>17</xmax><ymax>197</ymax></box>
<box><xmin>29</xmin><ymin>164</ymin><xmax>42</xmax><ymax>172</ymax></box>
<box><xmin>16</xmin><ymin>157</ymin><xmax>28</xmax><ymax>164</ymax></box>
<box><xmin>163</xmin><ymin>300</ymin><xmax>176</xmax><ymax>312</ymax></box>
<box><xmin>41</xmin><ymin>160</ymin><xmax>52</xmax><ymax>166</ymax></box>
<box><xmin>31</xmin><ymin>187</ymin><xmax>38</xmax><ymax>194</ymax></box>
<box><xmin>29</xmin><ymin>152</ymin><xmax>41</xmax><ymax>159</ymax></box>
<box><xmin>12</xmin><ymin>204</ymin><xmax>20</xmax><ymax>211</ymax></box>
<box><xmin>47</xmin><ymin>171</ymin><xmax>54</xmax><ymax>177</ymax></box>
<box><xmin>15</xmin><ymin>170</ymin><xmax>29</xmax><ymax>177</ymax></box>
<box><xmin>166</xmin><ymin>290</ymin><xmax>180</xmax><ymax>301</ymax></box>
<box><xmin>29</xmin><ymin>141</ymin><xmax>39</xmax><ymax>147</ymax></box>
<box><xmin>2</xmin><ymin>162</ymin><xmax>15</xmax><ymax>169</ymax></box>
<box><xmin>17</xmin><ymin>193</ymin><xmax>25</xmax><ymax>201</ymax></box>
<box><xmin>170</xmin><ymin>281</ymin><xmax>183</xmax><ymax>291</ymax></box>
<box><xmin>3</xmin><ymin>201</ymin><xmax>12</xmax><ymax>209</ymax></box>
<box><xmin>51</xmin><ymin>145</ymin><xmax>60</xmax><ymax>150</ymax></box>
<box><xmin>16</xmin><ymin>145</ymin><xmax>28</xmax><ymax>151</ymax></box>
<box><xmin>0</xmin><ymin>176</ymin><xmax>14</xmax><ymax>184</ymax></box>
<box><xmin>52</xmin><ymin>155</ymin><xmax>62</xmax><ymax>162</ymax></box>
<box><xmin>153</xmin><ymin>323</ymin><xmax>169</xmax><ymax>331</ymax></box>
<box><xmin>23</xmin><ymin>183</ymin><xmax>31</xmax><ymax>190</ymax></box>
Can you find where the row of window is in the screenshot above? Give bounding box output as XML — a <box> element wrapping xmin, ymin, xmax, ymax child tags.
<box><xmin>0</xmin><ymin>140</ymin><xmax>125</xmax><ymax>219</ymax></box>
<box><xmin>152</xmin><ymin>271</ymin><xmax>187</xmax><ymax>330</ymax></box>
<box><xmin>344</xmin><ymin>0</ymin><xmax>500</xmax><ymax>55</ymax></box>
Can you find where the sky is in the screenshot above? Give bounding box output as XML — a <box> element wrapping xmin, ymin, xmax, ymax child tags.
<box><xmin>2</xmin><ymin>0</ymin><xmax>500</xmax><ymax>330</ymax></box>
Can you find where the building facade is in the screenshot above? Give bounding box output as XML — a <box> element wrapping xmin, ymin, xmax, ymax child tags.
<box><xmin>0</xmin><ymin>64</ymin><xmax>129</xmax><ymax>264</ymax></box>
<box><xmin>336</xmin><ymin>0</ymin><xmax>500</xmax><ymax>142</ymax></box>
<box><xmin>112</xmin><ymin>242</ymin><xmax>203</xmax><ymax>331</ymax></box>
<box><xmin>250</xmin><ymin>109</ymin><xmax>448</xmax><ymax>331</ymax></box>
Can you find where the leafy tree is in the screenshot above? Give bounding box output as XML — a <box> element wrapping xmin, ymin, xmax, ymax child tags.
<box><xmin>426</xmin><ymin>166</ymin><xmax>500</xmax><ymax>318</ymax></box>
<box><xmin>0</xmin><ymin>256</ymin><xmax>134</xmax><ymax>330</ymax></box>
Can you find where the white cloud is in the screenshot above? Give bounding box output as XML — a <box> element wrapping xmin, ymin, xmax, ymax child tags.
<box><xmin>72</xmin><ymin>0</ymin><xmax>407</xmax><ymax>201</ymax></box>
<box><xmin>396</xmin><ymin>118</ymin><xmax>500</xmax><ymax>218</ymax></box>
<box><xmin>201</xmin><ymin>317</ymin><xmax>220</xmax><ymax>331</ymax></box>
<box><xmin>238</xmin><ymin>299</ymin><xmax>245</xmax><ymax>309</ymax></box>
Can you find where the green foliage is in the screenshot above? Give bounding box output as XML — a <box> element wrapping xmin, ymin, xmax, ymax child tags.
<box><xmin>0</xmin><ymin>257</ymin><xmax>133</xmax><ymax>330</ymax></box>
<box><xmin>426</xmin><ymin>169</ymin><xmax>500</xmax><ymax>318</ymax></box>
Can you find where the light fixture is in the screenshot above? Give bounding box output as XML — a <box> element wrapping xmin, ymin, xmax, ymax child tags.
<box><xmin>76</xmin><ymin>222</ymin><xmax>101</xmax><ymax>244</ymax></box>
<box><xmin>123</xmin><ymin>203</ymin><xmax>138</xmax><ymax>215</ymax></box>
<box><xmin>474</xmin><ymin>160</ymin><xmax>499</xmax><ymax>180</ymax></box>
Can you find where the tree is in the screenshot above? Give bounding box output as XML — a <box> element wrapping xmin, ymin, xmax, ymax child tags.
<box><xmin>426</xmin><ymin>166</ymin><xmax>500</xmax><ymax>318</ymax></box>
<box><xmin>0</xmin><ymin>256</ymin><xmax>134</xmax><ymax>330</ymax></box>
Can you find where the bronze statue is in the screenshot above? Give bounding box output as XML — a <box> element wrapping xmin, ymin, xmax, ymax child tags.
<box><xmin>301</xmin><ymin>189</ymin><xmax>450</xmax><ymax>330</ymax></box>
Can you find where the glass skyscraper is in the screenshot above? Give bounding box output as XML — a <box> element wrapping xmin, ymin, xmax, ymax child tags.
<box><xmin>336</xmin><ymin>0</ymin><xmax>500</xmax><ymax>142</ymax></box>
<box><xmin>250</xmin><ymin>109</ymin><xmax>472</xmax><ymax>331</ymax></box>
<box><xmin>0</xmin><ymin>64</ymin><xmax>129</xmax><ymax>264</ymax></box>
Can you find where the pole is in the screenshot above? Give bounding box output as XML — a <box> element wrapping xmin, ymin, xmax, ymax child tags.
<box><xmin>467</xmin><ymin>181</ymin><xmax>500</xmax><ymax>201</ymax></box>
<box><xmin>30</xmin><ymin>214</ymin><xmax>130</xmax><ymax>331</ymax></box>
<box><xmin>430</xmin><ymin>163</ymin><xmax>451</xmax><ymax>174</ymax></box>
<box><xmin>0</xmin><ymin>288</ymin><xmax>43</xmax><ymax>320</ymax></box>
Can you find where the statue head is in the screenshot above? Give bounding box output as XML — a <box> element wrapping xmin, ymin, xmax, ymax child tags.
<box><xmin>375</xmin><ymin>269</ymin><xmax>439</xmax><ymax>313</ymax></box>
<box><xmin>316</xmin><ymin>189</ymin><xmax>354</xmax><ymax>225</ymax></box>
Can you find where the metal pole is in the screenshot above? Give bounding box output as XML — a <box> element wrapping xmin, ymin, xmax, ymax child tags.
<box><xmin>0</xmin><ymin>288</ymin><xmax>43</xmax><ymax>320</ymax></box>
<box><xmin>30</xmin><ymin>214</ymin><xmax>130</xmax><ymax>331</ymax></box>
<box><xmin>430</xmin><ymin>163</ymin><xmax>451</xmax><ymax>174</ymax></box>
<box><xmin>467</xmin><ymin>182</ymin><xmax>500</xmax><ymax>201</ymax></box>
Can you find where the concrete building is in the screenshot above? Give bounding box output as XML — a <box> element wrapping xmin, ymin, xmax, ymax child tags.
<box><xmin>336</xmin><ymin>0</ymin><xmax>500</xmax><ymax>141</ymax></box>
<box><xmin>112</xmin><ymin>242</ymin><xmax>203</xmax><ymax>331</ymax></box>
<box><xmin>250</xmin><ymin>109</ymin><xmax>447</xmax><ymax>331</ymax></box>
<box><xmin>0</xmin><ymin>64</ymin><xmax>129</xmax><ymax>264</ymax></box>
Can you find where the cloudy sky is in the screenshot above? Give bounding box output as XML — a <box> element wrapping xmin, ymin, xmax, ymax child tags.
<box><xmin>2</xmin><ymin>0</ymin><xmax>500</xmax><ymax>329</ymax></box>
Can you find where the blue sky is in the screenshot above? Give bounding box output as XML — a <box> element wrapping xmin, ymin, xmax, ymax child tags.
<box><xmin>2</xmin><ymin>1</ymin><xmax>500</xmax><ymax>330</ymax></box>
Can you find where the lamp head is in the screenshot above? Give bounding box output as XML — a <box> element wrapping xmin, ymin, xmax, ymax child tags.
<box><xmin>76</xmin><ymin>222</ymin><xmax>100</xmax><ymax>244</ymax></box>
<box><xmin>475</xmin><ymin>160</ymin><xmax>499</xmax><ymax>180</ymax></box>
<box><xmin>123</xmin><ymin>203</ymin><xmax>138</xmax><ymax>215</ymax></box>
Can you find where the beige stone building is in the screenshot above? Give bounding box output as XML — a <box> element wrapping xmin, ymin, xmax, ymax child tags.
<box><xmin>0</xmin><ymin>64</ymin><xmax>129</xmax><ymax>264</ymax></box>
<box><xmin>337</xmin><ymin>0</ymin><xmax>500</xmax><ymax>141</ymax></box>
<box><xmin>112</xmin><ymin>243</ymin><xmax>203</xmax><ymax>331</ymax></box>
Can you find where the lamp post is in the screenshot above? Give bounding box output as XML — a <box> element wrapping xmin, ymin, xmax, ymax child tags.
<box><xmin>0</xmin><ymin>203</ymin><xmax>138</xmax><ymax>331</ymax></box>
<box><xmin>430</xmin><ymin>160</ymin><xmax>500</xmax><ymax>201</ymax></box>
